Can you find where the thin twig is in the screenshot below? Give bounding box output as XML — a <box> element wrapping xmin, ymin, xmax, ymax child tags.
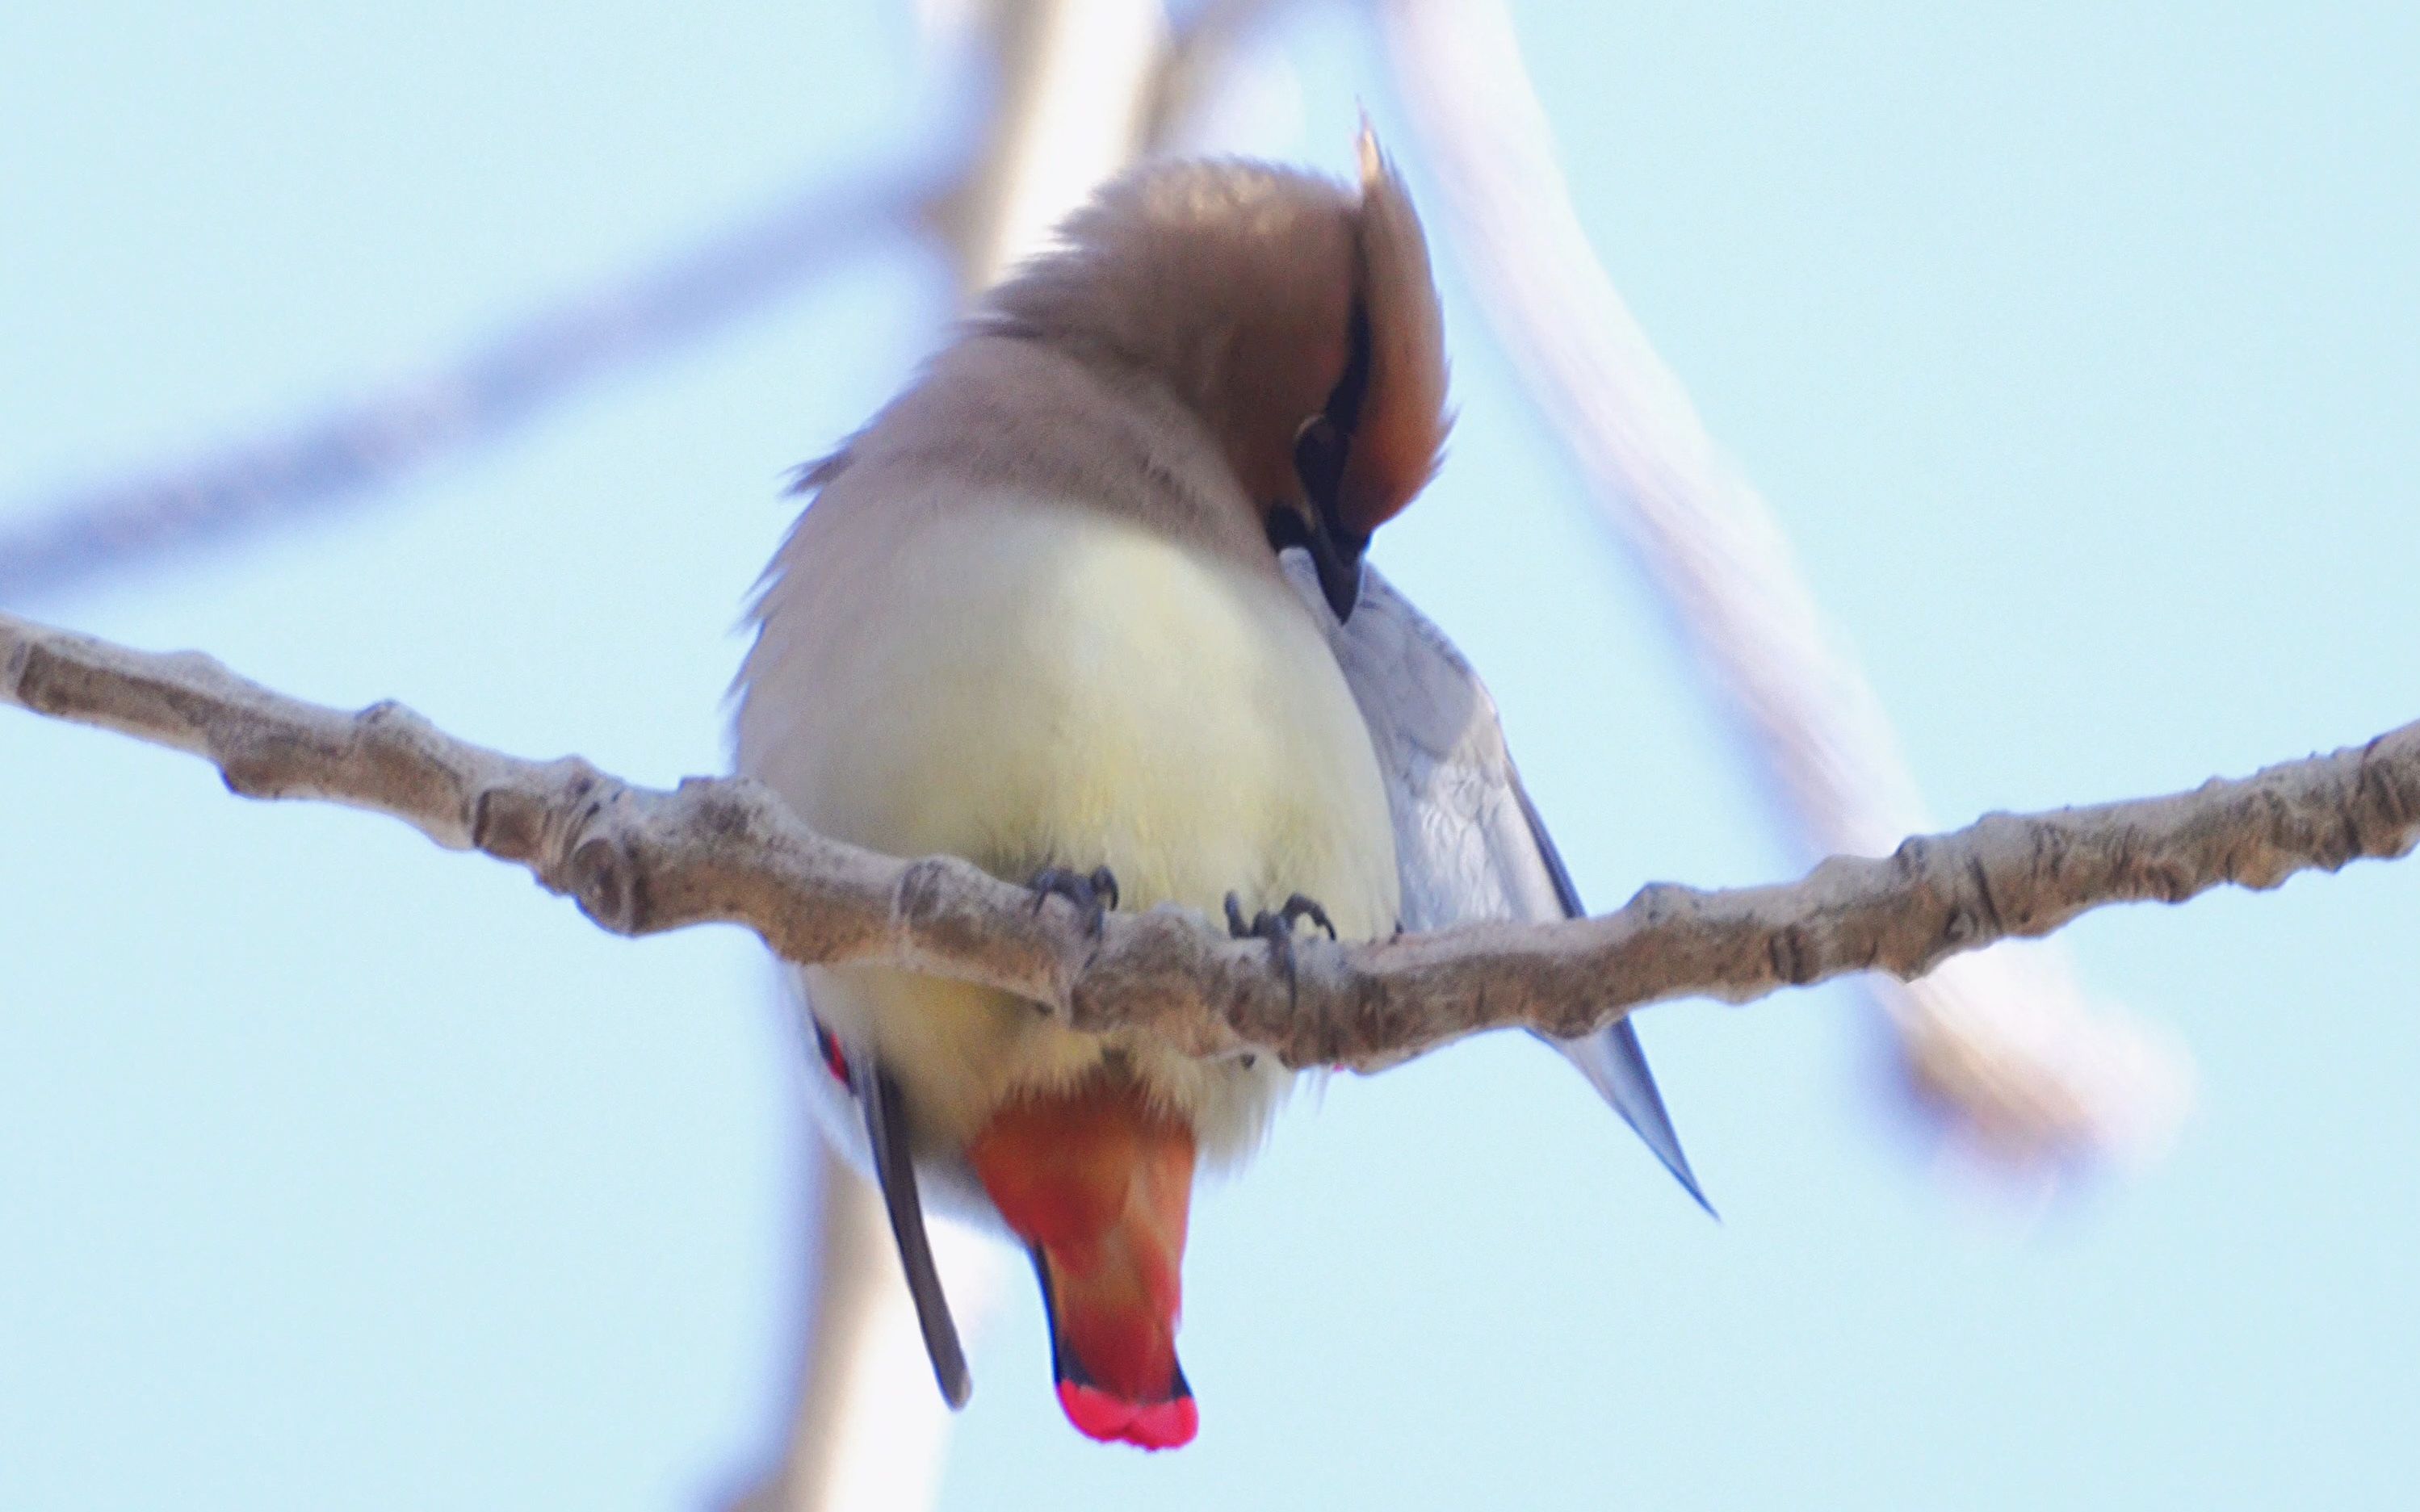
<box><xmin>1377</xmin><ymin>0</ymin><xmax>2191</xmax><ymax>1169</ymax></box>
<box><xmin>9</xmin><ymin>608</ymin><xmax>2413</xmax><ymax>1068</ymax></box>
<box><xmin>0</xmin><ymin>168</ymin><xmax>934</xmax><ymax>605</ymax></box>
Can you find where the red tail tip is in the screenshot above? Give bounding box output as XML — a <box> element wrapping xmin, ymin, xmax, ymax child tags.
<box><xmin>1055</xmin><ymin>1380</ymin><xmax>1199</xmax><ymax>1450</ymax></box>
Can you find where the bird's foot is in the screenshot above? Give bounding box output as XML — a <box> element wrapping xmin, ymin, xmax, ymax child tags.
<box><xmin>1224</xmin><ymin>891</ymin><xmax>1336</xmax><ymax>996</ymax></box>
<box><xmin>1029</xmin><ymin>865</ymin><xmax>1120</xmax><ymax>936</ymax></box>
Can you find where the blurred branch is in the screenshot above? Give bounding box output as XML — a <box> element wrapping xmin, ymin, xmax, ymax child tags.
<box><xmin>0</xmin><ymin>0</ymin><xmax>1290</xmax><ymax>614</ymax></box>
<box><xmin>0</xmin><ymin>167</ymin><xmax>933</xmax><ymax>605</ymax></box>
<box><xmin>10</xmin><ymin>607</ymin><xmax>2414</xmax><ymax>1067</ymax></box>
<box><xmin>724</xmin><ymin>1140</ymin><xmax>998</xmax><ymax>1512</ymax></box>
<box><xmin>925</xmin><ymin>0</ymin><xmax>1167</xmax><ymax>289</ymax></box>
<box><xmin>4</xmin><ymin>1</ymin><xmax>1295</xmax><ymax>1491</ymax></box>
<box><xmin>747</xmin><ymin>3</ymin><xmax>1200</xmax><ymax>1509</ymax></box>
<box><xmin>1139</xmin><ymin>0</ymin><xmax>1293</xmax><ymax>146</ymax></box>
<box><xmin>1377</xmin><ymin>0</ymin><xmax>2191</xmax><ymax>1174</ymax></box>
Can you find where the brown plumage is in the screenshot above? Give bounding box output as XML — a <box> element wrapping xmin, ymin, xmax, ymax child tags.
<box><xmin>735</xmin><ymin>130</ymin><xmax>1453</xmax><ymax>1449</ymax></box>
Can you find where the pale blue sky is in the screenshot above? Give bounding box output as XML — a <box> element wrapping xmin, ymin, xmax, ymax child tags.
<box><xmin>3</xmin><ymin>3</ymin><xmax>2416</xmax><ymax>1508</ymax></box>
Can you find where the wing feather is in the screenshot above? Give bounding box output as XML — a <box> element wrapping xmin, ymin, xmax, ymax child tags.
<box><xmin>1288</xmin><ymin>556</ymin><xmax>1709</xmax><ymax>1210</ymax></box>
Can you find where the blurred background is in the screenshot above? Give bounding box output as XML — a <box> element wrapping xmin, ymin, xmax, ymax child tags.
<box><xmin>3</xmin><ymin>2</ymin><xmax>2416</xmax><ymax>1507</ymax></box>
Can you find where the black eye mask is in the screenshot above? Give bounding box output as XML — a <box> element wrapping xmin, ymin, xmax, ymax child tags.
<box><xmin>1268</xmin><ymin>302</ymin><xmax>1375</xmax><ymax>622</ymax></box>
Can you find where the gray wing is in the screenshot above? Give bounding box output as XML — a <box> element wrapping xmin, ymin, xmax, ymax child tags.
<box><xmin>1288</xmin><ymin>556</ymin><xmax>1710</xmax><ymax>1213</ymax></box>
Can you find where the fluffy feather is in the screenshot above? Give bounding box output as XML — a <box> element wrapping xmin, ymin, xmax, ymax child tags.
<box><xmin>734</xmin><ymin>134</ymin><xmax>1487</xmax><ymax>1443</ymax></box>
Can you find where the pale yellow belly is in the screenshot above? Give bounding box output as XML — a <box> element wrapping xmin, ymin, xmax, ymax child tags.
<box><xmin>738</xmin><ymin>489</ymin><xmax>1400</xmax><ymax>1158</ymax></box>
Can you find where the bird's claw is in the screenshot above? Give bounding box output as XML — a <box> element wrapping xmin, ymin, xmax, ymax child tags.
<box><xmin>1224</xmin><ymin>890</ymin><xmax>1336</xmax><ymax>997</ymax></box>
<box><xmin>1029</xmin><ymin>864</ymin><xmax>1120</xmax><ymax>936</ymax></box>
<box><xmin>1277</xmin><ymin>893</ymin><xmax>1336</xmax><ymax>940</ymax></box>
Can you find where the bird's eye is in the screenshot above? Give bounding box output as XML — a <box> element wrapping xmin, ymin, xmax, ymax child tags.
<box><xmin>1293</xmin><ymin>414</ymin><xmax>1348</xmax><ymax>508</ymax></box>
<box><xmin>1325</xmin><ymin>302</ymin><xmax>1374</xmax><ymax>434</ymax></box>
<box><xmin>1291</xmin><ymin>300</ymin><xmax>1372</xmax><ymax>514</ymax></box>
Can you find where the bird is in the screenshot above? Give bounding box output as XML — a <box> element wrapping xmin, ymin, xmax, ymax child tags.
<box><xmin>733</xmin><ymin>130</ymin><xmax>1704</xmax><ymax>1452</ymax></box>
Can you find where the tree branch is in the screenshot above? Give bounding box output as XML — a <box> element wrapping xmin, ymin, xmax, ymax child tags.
<box><xmin>8</xmin><ymin>606</ymin><xmax>2414</xmax><ymax>1067</ymax></box>
<box><xmin>0</xmin><ymin>167</ymin><xmax>931</xmax><ymax>606</ymax></box>
<box><xmin>1377</xmin><ymin>0</ymin><xmax>2191</xmax><ymax>1167</ymax></box>
<box><xmin>0</xmin><ymin>0</ymin><xmax>1277</xmax><ymax>615</ymax></box>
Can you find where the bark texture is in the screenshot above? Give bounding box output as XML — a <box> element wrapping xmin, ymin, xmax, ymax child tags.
<box><xmin>10</xmin><ymin>607</ymin><xmax>2414</xmax><ymax>1070</ymax></box>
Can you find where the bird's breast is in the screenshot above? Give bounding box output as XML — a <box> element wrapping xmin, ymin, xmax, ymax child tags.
<box><xmin>738</xmin><ymin>485</ymin><xmax>1400</xmax><ymax>1158</ymax></box>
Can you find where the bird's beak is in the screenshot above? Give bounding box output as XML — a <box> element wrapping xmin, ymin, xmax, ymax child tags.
<box><xmin>1302</xmin><ymin>502</ymin><xmax>1367</xmax><ymax>623</ymax></box>
<box><xmin>1282</xmin><ymin>413</ymin><xmax>1369</xmax><ymax>622</ymax></box>
<box><xmin>1272</xmin><ymin>494</ymin><xmax>1366</xmax><ymax>623</ymax></box>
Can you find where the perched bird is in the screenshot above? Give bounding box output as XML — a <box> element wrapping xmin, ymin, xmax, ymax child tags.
<box><xmin>734</xmin><ymin>132</ymin><xmax>1703</xmax><ymax>1452</ymax></box>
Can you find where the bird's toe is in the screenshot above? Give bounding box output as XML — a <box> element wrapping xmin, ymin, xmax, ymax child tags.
<box><xmin>1030</xmin><ymin>865</ymin><xmax>1119</xmax><ymax>936</ymax></box>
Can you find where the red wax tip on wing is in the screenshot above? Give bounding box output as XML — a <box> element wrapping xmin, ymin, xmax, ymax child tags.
<box><xmin>810</xmin><ymin>1017</ymin><xmax>850</xmax><ymax>1087</ymax></box>
<box><xmin>1056</xmin><ymin>1380</ymin><xmax>1199</xmax><ymax>1451</ymax></box>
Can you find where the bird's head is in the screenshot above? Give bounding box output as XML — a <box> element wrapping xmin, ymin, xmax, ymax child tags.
<box><xmin>978</xmin><ymin>128</ymin><xmax>1450</xmax><ymax>622</ymax></box>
